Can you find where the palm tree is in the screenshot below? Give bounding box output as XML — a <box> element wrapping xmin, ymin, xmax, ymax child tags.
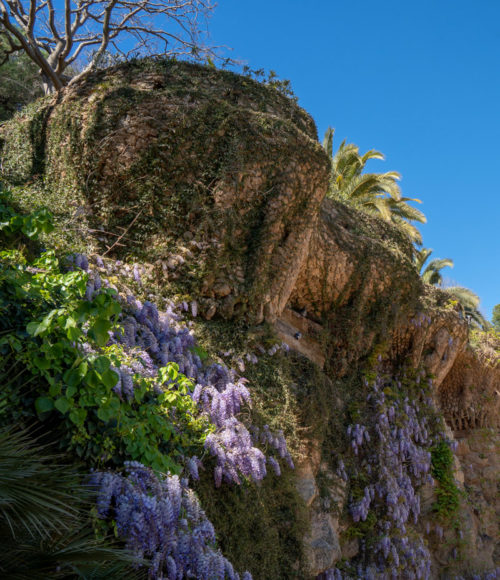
<box><xmin>322</xmin><ymin>128</ymin><xmax>426</xmax><ymax>243</ymax></box>
<box><xmin>414</xmin><ymin>247</ymin><xmax>454</xmax><ymax>286</ymax></box>
<box><xmin>0</xmin><ymin>427</ymin><xmax>142</xmax><ymax>579</ymax></box>
<box><xmin>444</xmin><ymin>286</ymin><xmax>489</xmax><ymax>331</ymax></box>
<box><xmin>414</xmin><ymin>248</ymin><xmax>489</xmax><ymax>331</ymax></box>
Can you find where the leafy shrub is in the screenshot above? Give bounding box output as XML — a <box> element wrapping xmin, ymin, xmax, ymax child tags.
<box><xmin>0</xmin><ymin>191</ymin><xmax>296</xmax><ymax>578</ymax></box>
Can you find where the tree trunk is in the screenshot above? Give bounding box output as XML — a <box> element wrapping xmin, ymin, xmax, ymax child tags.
<box><xmin>42</xmin><ymin>74</ymin><xmax>56</xmax><ymax>95</ymax></box>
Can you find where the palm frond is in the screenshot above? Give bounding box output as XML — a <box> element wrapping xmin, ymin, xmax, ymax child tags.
<box><xmin>322</xmin><ymin>127</ymin><xmax>335</xmax><ymax>158</ymax></box>
<box><xmin>390</xmin><ymin>216</ymin><xmax>423</xmax><ymax>244</ymax></box>
<box><xmin>0</xmin><ymin>427</ymin><xmax>140</xmax><ymax>578</ymax></box>
<box><xmin>420</xmin><ymin>257</ymin><xmax>454</xmax><ymax>285</ymax></box>
<box><xmin>361</xmin><ymin>149</ymin><xmax>385</xmax><ymax>163</ymax></box>
<box><xmin>322</xmin><ymin>129</ymin><xmax>427</xmax><ymax>241</ymax></box>
<box><xmin>445</xmin><ymin>286</ymin><xmax>480</xmax><ymax>309</ymax></box>
<box><xmin>386</xmin><ymin>199</ymin><xmax>426</xmax><ymax>223</ymax></box>
<box><xmin>414</xmin><ymin>247</ymin><xmax>433</xmax><ymax>272</ymax></box>
<box><xmin>0</xmin><ymin>429</ymin><xmax>81</xmax><ymax>538</ymax></box>
<box><xmin>444</xmin><ymin>286</ymin><xmax>490</xmax><ymax>331</ymax></box>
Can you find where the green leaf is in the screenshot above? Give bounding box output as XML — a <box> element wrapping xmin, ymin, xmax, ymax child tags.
<box><xmin>90</xmin><ymin>318</ymin><xmax>111</xmax><ymax>346</ymax></box>
<box><xmin>66</xmin><ymin>385</ymin><xmax>77</xmax><ymax>398</ymax></box>
<box><xmin>54</xmin><ymin>397</ymin><xmax>71</xmax><ymax>414</ymax></box>
<box><xmin>69</xmin><ymin>408</ymin><xmax>87</xmax><ymax>426</ymax></box>
<box><xmin>64</xmin><ymin>367</ymin><xmax>83</xmax><ymax>388</ymax></box>
<box><xmin>33</xmin><ymin>356</ymin><xmax>51</xmax><ymax>370</ymax></box>
<box><xmin>35</xmin><ymin>396</ymin><xmax>54</xmax><ymax>414</ymax></box>
<box><xmin>66</xmin><ymin>326</ymin><xmax>81</xmax><ymax>341</ymax></box>
<box><xmin>97</xmin><ymin>407</ymin><xmax>113</xmax><ymax>422</ymax></box>
<box><xmin>26</xmin><ymin>321</ymin><xmax>40</xmax><ymax>336</ymax></box>
<box><xmin>86</xmin><ymin>369</ymin><xmax>101</xmax><ymax>388</ymax></box>
<box><xmin>49</xmin><ymin>383</ymin><xmax>62</xmax><ymax>397</ymax></box>
<box><xmin>160</xmin><ymin>392</ymin><xmax>178</xmax><ymax>404</ymax></box>
<box><xmin>94</xmin><ymin>356</ymin><xmax>111</xmax><ymax>374</ymax></box>
<box><xmin>168</xmin><ymin>364</ymin><xmax>179</xmax><ymax>381</ymax></box>
<box><xmin>101</xmin><ymin>369</ymin><xmax>119</xmax><ymax>389</ymax></box>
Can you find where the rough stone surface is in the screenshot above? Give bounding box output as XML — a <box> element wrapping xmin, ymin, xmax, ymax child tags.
<box><xmin>304</xmin><ymin>512</ymin><xmax>341</xmax><ymax>574</ymax></box>
<box><xmin>440</xmin><ymin>332</ymin><xmax>500</xmax><ymax>431</ymax></box>
<box><xmin>1</xmin><ymin>59</ymin><xmax>498</xmax><ymax>579</ymax></box>
<box><xmin>0</xmin><ymin>59</ymin><xmax>330</xmax><ymax>325</ymax></box>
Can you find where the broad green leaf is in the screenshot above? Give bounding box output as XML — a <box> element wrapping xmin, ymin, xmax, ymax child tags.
<box><xmin>33</xmin><ymin>356</ymin><xmax>51</xmax><ymax>370</ymax></box>
<box><xmin>69</xmin><ymin>408</ymin><xmax>87</xmax><ymax>426</ymax></box>
<box><xmin>65</xmin><ymin>321</ymin><xmax>81</xmax><ymax>341</ymax></box>
<box><xmin>49</xmin><ymin>383</ymin><xmax>62</xmax><ymax>397</ymax></box>
<box><xmin>54</xmin><ymin>397</ymin><xmax>71</xmax><ymax>414</ymax></box>
<box><xmin>94</xmin><ymin>355</ymin><xmax>111</xmax><ymax>374</ymax></box>
<box><xmin>101</xmin><ymin>368</ymin><xmax>119</xmax><ymax>389</ymax></box>
<box><xmin>78</xmin><ymin>361</ymin><xmax>88</xmax><ymax>377</ymax></box>
<box><xmin>86</xmin><ymin>369</ymin><xmax>101</xmax><ymax>388</ymax></box>
<box><xmin>97</xmin><ymin>407</ymin><xmax>113</xmax><ymax>422</ymax></box>
<box><xmin>35</xmin><ymin>396</ymin><xmax>54</xmax><ymax>414</ymax></box>
<box><xmin>64</xmin><ymin>367</ymin><xmax>83</xmax><ymax>388</ymax></box>
<box><xmin>90</xmin><ymin>319</ymin><xmax>111</xmax><ymax>346</ymax></box>
<box><xmin>26</xmin><ymin>321</ymin><xmax>40</xmax><ymax>336</ymax></box>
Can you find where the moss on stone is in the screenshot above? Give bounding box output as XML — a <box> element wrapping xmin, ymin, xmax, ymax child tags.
<box><xmin>0</xmin><ymin>58</ymin><xmax>330</xmax><ymax>321</ymax></box>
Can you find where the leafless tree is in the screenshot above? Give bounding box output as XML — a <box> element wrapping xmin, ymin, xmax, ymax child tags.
<box><xmin>0</xmin><ymin>1</ymin><xmax>214</xmax><ymax>93</ymax></box>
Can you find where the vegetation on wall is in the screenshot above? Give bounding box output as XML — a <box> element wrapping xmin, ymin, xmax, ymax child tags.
<box><xmin>0</xmin><ymin>55</ymin><xmax>496</xmax><ymax>579</ymax></box>
<box><xmin>0</xmin><ymin>30</ymin><xmax>43</xmax><ymax>122</ymax></box>
<box><xmin>430</xmin><ymin>440</ymin><xmax>461</xmax><ymax>521</ymax></box>
<box><xmin>0</xmin><ymin>192</ymin><xmax>302</xmax><ymax>578</ymax></box>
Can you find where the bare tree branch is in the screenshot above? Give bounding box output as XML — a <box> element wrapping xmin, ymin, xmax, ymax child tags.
<box><xmin>0</xmin><ymin>0</ymin><xmax>216</xmax><ymax>93</ymax></box>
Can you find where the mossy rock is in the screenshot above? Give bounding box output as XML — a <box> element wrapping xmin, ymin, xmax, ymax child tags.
<box><xmin>0</xmin><ymin>58</ymin><xmax>330</xmax><ymax>324</ymax></box>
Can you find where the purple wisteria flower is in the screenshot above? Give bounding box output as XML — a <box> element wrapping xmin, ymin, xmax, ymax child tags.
<box><xmin>90</xmin><ymin>462</ymin><xmax>252</xmax><ymax>579</ymax></box>
<box><xmin>326</xmin><ymin>374</ymin><xmax>441</xmax><ymax>578</ymax></box>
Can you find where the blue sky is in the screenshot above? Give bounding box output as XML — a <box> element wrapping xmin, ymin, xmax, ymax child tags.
<box><xmin>210</xmin><ymin>0</ymin><xmax>500</xmax><ymax>320</ymax></box>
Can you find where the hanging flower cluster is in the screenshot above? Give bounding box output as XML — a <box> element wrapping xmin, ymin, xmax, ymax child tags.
<box><xmin>90</xmin><ymin>462</ymin><xmax>252</xmax><ymax>579</ymax></box>
<box><xmin>326</xmin><ymin>374</ymin><xmax>436</xmax><ymax>579</ymax></box>
<box><xmin>68</xmin><ymin>254</ymin><xmax>294</xmax><ymax>578</ymax></box>
<box><xmin>111</xmin><ymin>292</ymin><xmax>292</xmax><ymax>486</ymax></box>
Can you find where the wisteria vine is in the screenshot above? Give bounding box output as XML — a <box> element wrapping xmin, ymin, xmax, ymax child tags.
<box><xmin>71</xmin><ymin>254</ymin><xmax>294</xmax><ymax>578</ymax></box>
<box><xmin>90</xmin><ymin>462</ymin><xmax>252</xmax><ymax>580</ymax></box>
<box><xmin>325</xmin><ymin>373</ymin><xmax>442</xmax><ymax>579</ymax></box>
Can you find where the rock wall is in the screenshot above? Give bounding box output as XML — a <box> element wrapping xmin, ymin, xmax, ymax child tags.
<box><xmin>1</xmin><ymin>59</ymin><xmax>498</xmax><ymax>578</ymax></box>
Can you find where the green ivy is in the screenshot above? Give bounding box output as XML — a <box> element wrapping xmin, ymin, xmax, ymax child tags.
<box><xmin>430</xmin><ymin>440</ymin><xmax>461</xmax><ymax>520</ymax></box>
<box><xmin>0</xmin><ymin>193</ymin><xmax>211</xmax><ymax>473</ymax></box>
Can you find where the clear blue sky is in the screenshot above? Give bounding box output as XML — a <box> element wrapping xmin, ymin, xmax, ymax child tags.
<box><xmin>209</xmin><ymin>0</ymin><xmax>500</xmax><ymax>320</ymax></box>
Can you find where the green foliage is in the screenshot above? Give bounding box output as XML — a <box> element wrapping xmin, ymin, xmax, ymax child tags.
<box><xmin>414</xmin><ymin>247</ymin><xmax>454</xmax><ymax>286</ymax></box>
<box><xmin>430</xmin><ymin>441</ymin><xmax>461</xmax><ymax>520</ymax></box>
<box><xmin>0</xmin><ymin>426</ymin><xmax>143</xmax><ymax>578</ymax></box>
<box><xmin>241</xmin><ymin>66</ymin><xmax>298</xmax><ymax>102</ymax></box>
<box><xmin>492</xmin><ymin>303</ymin><xmax>500</xmax><ymax>331</ymax></box>
<box><xmin>0</xmin><ymin>33</ymin><xmax>44</xmax><ymax>122</ymax></box>
<box><xmin>196</xmin><ymin>470</ymin><xmax>308</xmax><ymax>580</ymax></box>
<box><xmin>191</xmin><ymin>318</ymin><xmax>335</xmax><ymax>577</ymax></box>
<box><xmin>0</xmin><ymin>194</ymin><xmax>209</xmax><ymax>473</ymax></box>
<box><xmin>444</xmin><ymin>286</ymin><xmax>489</xmax><ymax>331</ymax></box>
<box><xmin>0</xmin><ymin>190</ymin><xmax>54</xmax><ymax>239</ymax></box>
<box><xmin>414</xmin><ymin>247</ymin><xmax>488</xmax><ymax>331</ymax></box>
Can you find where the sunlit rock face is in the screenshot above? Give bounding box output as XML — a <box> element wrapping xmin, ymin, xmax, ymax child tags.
<box><xmin>1</xmin><ymin>58</ymin><xmax>498</xmax><ymax>579</ymax></box>
<box><xmin>440</xmin><ymin>337</ymin><xmax>500</xmax><ymax>431</ymax></box>
<box><xmin>0</xmin><ymin>58</ymin><xmax>330</xmax><ymax>325</ymax></box>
